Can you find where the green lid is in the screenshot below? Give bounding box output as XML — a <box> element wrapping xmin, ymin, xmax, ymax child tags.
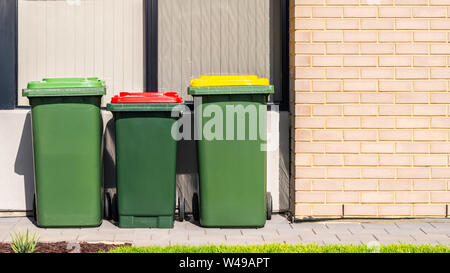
<box><xmin>23</xmin><ymin>78</ymin><xmax>106</xmax><ymax>97</ymax></box>
<box><xmin>188</xmin><ymin>85</ymin><xmax>274</xmax><ymax>96</ymax></box>
<box><xmin>107</xmin><ymin>103</ymin><xmax>185</xmax><ymax>113</ymax></box>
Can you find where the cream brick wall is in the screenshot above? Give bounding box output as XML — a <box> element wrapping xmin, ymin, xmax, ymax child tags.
<box><xmin>291</xmin><ymin>0</ymin><xmax>450</xmax><ymax>218</ymax></box>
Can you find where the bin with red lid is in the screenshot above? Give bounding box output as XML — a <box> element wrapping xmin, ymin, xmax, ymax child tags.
<box><xmin>107</xmin><ymin>92</ymin><xmax>184</xmax><ymax>228</ymax></box>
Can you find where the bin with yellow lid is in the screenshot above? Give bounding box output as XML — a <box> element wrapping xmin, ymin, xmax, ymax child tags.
<box><xmin>188</xmin><ymin>75</ymin><xmax>274</xmax><ymax>228</ymax></box>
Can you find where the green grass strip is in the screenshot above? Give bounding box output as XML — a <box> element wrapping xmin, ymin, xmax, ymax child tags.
<box><xmin>104</xmin><ymin>243</ymin><xmax>450</xmax><ymax>254</ymax></box>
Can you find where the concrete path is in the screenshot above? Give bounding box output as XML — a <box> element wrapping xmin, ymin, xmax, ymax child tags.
<box><xmin>1</xmin><ymin>215</ymin><xmax>449</xmax><ymax>247</ymax></box>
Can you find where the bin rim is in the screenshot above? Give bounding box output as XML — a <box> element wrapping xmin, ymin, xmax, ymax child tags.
<box><xmin>107</xmin><ymin>103</ymin><xmax>185</xmax><ymax>113</ymax></box>
<box><xmin>190</xmin><ymin>75</ymin><xmax>270</xmax><ymax>87</ymax></box>
<box><xmin>22</xmin><ymin>77</ymin><xmax>106</xmax><ymax>98</ymax></box>
<box><xmin>188</xmin><ymin>85</ymin><xmax>274</xmax><ymax>96</ymax></box>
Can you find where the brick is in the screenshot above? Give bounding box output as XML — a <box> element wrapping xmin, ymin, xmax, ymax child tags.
<box><xmin>326</xmin><ymin>68</ymin><xmax>359</xmax><ymax>79</ymax></box>
<box><xmin>344</xmin><ymin>205</ymin><xmax>378</xmax><ymax>217</ymax></box>
<box><xmin>295</xmin><ymin>130</ymin><xmax>311</xmax><ymax>141</ymax></box>
<box><xmin>396</xmin><ymin>192</ymin><xmax>430</xmax><ymax>203</ymax></box>
<box><xmin>343</xmin><ymin>105</ymin><xmax>377</xmax><ymax>116</ymax></box>
<box><xmin>414</xmin><ymin>155</ymin><xmax>447</xmax><ymax>166</ymax></box>
<box><xmin>431</xmin><ymin>117</ymin><xmax>450</xmax><ymax>128</ymax></box>
<box><xmin>312</xmin><ymin>56</ymin><xmax>342</xmax><ymax>67</ymax></box>
<box><xmin>312</xmin><ymin>130</ymin><xmax>342</xmax><ymax>141</ymax></box>
<box><xmin>414</xmin><ymin>180</ymin><xmax>447</xmax><ymax>191</ymax></box>
<box><xmin>379</xmin><ymin>205</ymin><xmax>412</xmax><ymax>217</ymax></box>
<box><xmin>361</xmin><ymin>143</ymin><xmax>395</xmax><ymax>154</ymax></box>
<box><xmin>396</xmin><ymin>142</ymin><xmax>429</xmax><ymax>153</ymax></box>
<box><xmin>343</xmin><ymin>7</ymin><xmax>377</xmax><ymax>18</ymax></box>
<box><xmin>379</xmin><ymin>130</ymin><xmax>413</xmax><ymax>141</ymax></box>
<box><xmin>295</xmin><ymin>19</ymin><xmax>325</xmax><ymax>30</ymax></box>
<box><xmin>396</xmin><ymin>44</ymin><xmax>428</xmax><ymax>55</ymax></box>
<box><xmin>361</xmin><ymin>19</ymin><xmax>395</xmax><ymax>30</ymax></box>
<box><xmin>327</xmin><ymin>19</ymin><xmax>359</xmax><ymax>30</ymax></box>
<box><xmin>328</xmin><ymin>167</ymin><xmax>361</xmax><ymax>179</ymax></box>
<box><xmin>431</xmin><ymin>143</ymin><xmax>450</xmax><ymax>153</ymax></box>
<box><xmin>361</xmin><ymin>192</ymin><xmax>395</xmax><ymax>203</ymax></box>
<box><xmin>362</xmin><ymin>168</ymin><xmax>396</xmax><ymax>179</ymax></box>
<box><xmin>431</xmin><ymin>168</ymin><xmax>450</xmax><ymax>179</ymax></box>
<box><xmin>379</xmin><ymin>180</ymin><xmax>412</xmax><ymax>190</ymax></box>
<box><xmin>414</xmin><ymin>130</ymin><xmax>447</xmax><ymax>141</ymax></box>
<box><xmin>343</xmin><ymin>130</ymin><xmax>377</xmax><ymax>141</ymax></box>
<box><xmin>296</xmin><ymin>93</ymin><xmax>325</xmax><ymax>104</ymax></box>
<box><xmin>313</xmin><ymin>81</ymin><xmax>342</xmax><ymax>92</ymax></box>
<box><xmin>295</xmin><ymin>44</ymin><xmax>325</xmax><ymax>55</ymax></box>
<box><xmin>379</xmin><ymin>155</ymin><xmax>413</xmax><ymax>166</ymax></box>
<box><xmin>379</xmin><ymin>105</ymin><xmax>412</xmax><ymax>116</ymax></box>
<box><xmin>396</xmin><ymin>68</ymin><xmax>428</xmax><ymax>80</ymax></box>
<box><xmin>326</xmin><ymin>0</ymin><xmax>359</xmax><ymax>4</ymax></box>
<box><xmin>413</xmin><ymin>205</ymin><xmax>446</xmax><ymax>217</ymax></box>
<box><xmin>414</xmin><ymin>105</ymin><xmax>446</xmax><ymax>116</ymax></box>
<box><xmin>344</xmin><ymin>56</ymin><xmax>377</xmax><ymax>66</ymax></box>
<box><xmin>396</xmin><ymin>0</ymin><xmax>428</xmax><ymax>4</ymax></box>
<box><xmin>361</xmin><ymin>93</ymin><xmax>394</xmax><ymax>104</ymax></box>
<box><xmin>314</xmin><ymin>155</ymin><xmax>344</xmax><ymax>166</ymax></box>
<box><xmin>431</xmin><ymin>192</ymin><xmax>450</xmax><ymax>203</ymax></box>
<box><xmin>396</xmin><ymin>19</ymin><xmax>428</xmax><ymax>30</ymax></box>
<box><xmin>361</xmin><ymin>68</ymin><xmax>394</xmax><ymax>79</ymax></box>
<box><xmin>326</xmin><ymin>93</ymin><xmax>360</xmax><ymax>104</ymax></box>
<box><xmin>379</xmin><ymin>56</ymin><xmax>412</xmax><ymax>67</ymax></box>
<box><xmin>326</xmin><ymin>117</ymin><xmax>360</xmax><ymax>128</ymax></box>
<box><xmin>343</xmin><ymin>31</ymin><xmax>377</xmax><ymax>43</ymax></box>
<box><xmin>431</xmin><ymin>0</ymin><xmax>450</xmax><ymax>5</ymax></box>
<box><xmin>398</xmin><ymin>168</ymin><xmax>430</xmax><ymax>179</ymax></box>
<box><xmin>379</xmin><ymin>31</ymin><xmax>412</xmax><ymax>43</ymax></box>
<box><xmin>430</xmin><ymin>19</ymin><xmax>450</xmax><ymax>30</ymax></box>
<box><xmin>296</xmin><ymin>142</ymin><xmax>325</xmax><ymax>153</ymax></box>
<box><xmin>414</xmin><ymin>81</ymin><xmax>447</xmax><ymax>92</ymax></box>
<box><xmin>295</xmin><ymin>204</ymin><xmax>312</xmax><ymax>217</ymax></box>
<box><xmin>361</xmin><ymin>117</ymin><xmax>395</xmax><ymax>128</ymax></box>
<box><xmin>431</xmin><ymin>69</ymin><xmax>450</xmax><ymax>79</ymax></box>
<box><xmin>327</xmin><ymin>43</ymin><xmax>359</xmax><ymax>55</ymax></box>
<box><xmin>361</xmin><ymin>44</ymin><xmax>395</xmax><ymax>55</ymax></box>
<box><xmin>430</xmin><ymin>44</ymin><xmax>450</xmax><ymax>55</ymax></box>
<box><xmin>344</xmin><ymin>180</ymin><xmax>378</xmax><ymax>191</ymax></box>
<box><xmin>414</xmin><ymin>56</ymin><xmax>447</xmax><ymax>67</ymax></box>
<box><xmin>295</xmin><ymin>117</ymin><xmax>326</xmax><ymax>128</ymax></box>
<box><xmin>294</xmin><ymin>80</ymin><xmax>311</xmax><ymax>91</ymax></box>
<box><xmin>344</xmin><ymin>155</ymin><xmax>378</xmax><ymax>166</ymax></box>
<box><xmin>396</xmin><ymin>93</ymin><xmax>429</xmax><ymax>104</ymax></box>
<box><xmin>294</xmin><ymin>31</ymin><xmax>311</xmax><ymax>42</ymax></box>
<box><xmin>343</xmin><ymin>80</ymin><xmax>378</xmax><ymax>92</ymax></box>
<box><xmin>295</xmin><ymin>0</ymin><xmax>325</xmax><ymax>5</ymax></box>
<box><xmin>295</xmin><ymin>105</ymin><xmax>311</xmax><ymax>116</ymax></box>
<box><xmin>296</xmin><ymin>180</ymin><xmax>311</xmax><ymax>191</ymax></box>
<box><xmin>396</xmin><ymin>118</ymin><xmax>430</xmax><ymax>129</ymax></box>
<box><xmin>296</xmin><ymin>154</ymin><xmax>313</xmax><ymax>166</ymax></box>
<box><xmin>295</xmin><ymin>56</ymin><xmax>311</xmax><ymax>67</ymax></box>
<box><xmin>312</xmin><ymin>7</ymin><xmax>342</xmax><ymax>18</ymax></box>
<box><xmin>312</xmin><ymin>205</ymin><xmax>343</xmax><ymax>217</ymax></box>
<box><xmin>296</xmin><ymin>68</ymin><xmax>326</xmax><ymax>79</ymax></box>
<box><xmin>326</xmin><ymin>143</ymin><xmax>360</xmax><ymax>154</ymax></box>
<box><xmin>312</xmin><ymin>31</ymin><xmax>343</xmax><ymax>42</ymax></box>
<box><xmin>326</xmin><ymin>192</ymin><xmax>360</xmax><ymax>203</ymax></box>
<box><xmin>312</xmin><ymin>105</ymin><xmax>342</xmax><ymax>116</ymax></box>
<box><xmin>413</xmin><ymin>7</ymin><xmax>446</xmax><ymax>18</ymax></box>
<box><xmin>414</xmin><ymin>31</ymin><xmax>447</xmax><ymax>42</ymax></box>
<box><xmin>296</xmin><ymin>168</ymin><xmax>327</xmax><ymax>179</ymax></box>
<box><xmin>296</xmin><ymin>192</ymin><xmax>326</xmax><ymax>203</ymax></box>
<box><xmin>312</xmin><ymin>180</ymin><xmax>343</xmax><ymax>191</ymax></box>
<box><xmin>379</xmin><ymin>7</ymin><xmax>411</xmax><ymax>18</ymax></box>
<box><xmin>294</xmin><ymin>6</ymin><xmax>311</xmax><ymax>18</ymax></box>
<box><xmin>379</xmin><ymin>80</ymin><xmax>412</xmax><ymax>91</ymax></box>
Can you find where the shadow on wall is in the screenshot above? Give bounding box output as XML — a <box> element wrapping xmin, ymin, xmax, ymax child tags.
<box><xmin>14</xmin><ymin>111</ymin><xmax>35</xmax><ymax>211</ymax></box>
<box><xmin>103</xmin><ymin>118</ymin><xmax>116</xmax><ymax>193</ymax></box>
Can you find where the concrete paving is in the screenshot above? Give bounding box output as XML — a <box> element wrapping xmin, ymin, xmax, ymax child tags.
<box><xmin>0</xmin><ymin>215</ymin><xmax>449</xmax><ymax>246</ymax></box>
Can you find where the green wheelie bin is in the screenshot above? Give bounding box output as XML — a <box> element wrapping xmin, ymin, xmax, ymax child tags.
<box><xmin>22</xmin><ymin>78</ymin><xmax>105</xmax><ymax>228</ymax></box>
<box><xmin>107</xmin><ymin>92</ymin><xmax>184</xmax><ymax>228</ymax></box>
<box><xmin>188</xmin><ymin>76</ymin><xmax>274</xmax><ymax>228</ymax></box>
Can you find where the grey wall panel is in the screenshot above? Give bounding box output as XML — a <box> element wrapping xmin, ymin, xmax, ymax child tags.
<box><xmin>158</xmin><ymin>0</ymin><xmax>271</xmax><ymax>101</ymax></box>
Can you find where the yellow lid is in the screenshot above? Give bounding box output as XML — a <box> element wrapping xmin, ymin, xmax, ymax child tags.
<box><xmin>190</xmin><ymin>75</ymin><xmax>270</xmax><ymax>87</ymax></box>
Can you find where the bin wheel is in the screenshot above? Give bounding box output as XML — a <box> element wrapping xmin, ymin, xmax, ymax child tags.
<box><xmin>266</xmin><ymin>192</ymin><xmax>273</xmax><ymax>221</ymax></box>
<box><xmin>111</xmin><ymin>193</ymin><xmax>119</xmax><ymax>222</ymax></box>
<box><xmin>192</xmin><ymin>193</ymin><xmax>200</xmax><ymax>222</ymax></box>
<box><xmin>103</xmin><ymin>192</ymin><xmax>112</xmax><ymax>220</ymax></box>
<box><xmin>178</xmin><ymin>196</ymin><xmax>185</xmax><ymax>222</ymax></box>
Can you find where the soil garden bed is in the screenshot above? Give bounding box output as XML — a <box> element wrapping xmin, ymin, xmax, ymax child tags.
<box><xmin>0</xmin><ymin>242</ymin><xmax>130</xmax><ymax>253</ymax></box>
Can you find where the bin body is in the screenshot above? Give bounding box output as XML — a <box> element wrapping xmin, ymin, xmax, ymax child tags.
<box><xmin>189</xmin><ymin>76</ymin><xmax>274</xmax><ymax>228</ymax></box>
<box><xmin>23</xmin><ymin>79</ymin><xmax>105</xmax><ymax>228</ymax></box>
<box><xmin>108</xmin><ymin>93</ymin><xmax>183</xmax><ymax>228</ymax></box>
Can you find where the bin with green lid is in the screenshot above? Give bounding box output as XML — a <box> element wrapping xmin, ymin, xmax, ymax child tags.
<box><xmin>188</xmin><ymin>75</ymin><xmax>274</xmax><ymax>228</ymax></box>
<box><xmin>107</xmin><ymin>92</ymin><xmax>185</xmax><ymax>228</ymax></box>
<box><xmin>22</xmin><ymin>78</ymin><xmax>106</xmax><ymax>228</ymax></box>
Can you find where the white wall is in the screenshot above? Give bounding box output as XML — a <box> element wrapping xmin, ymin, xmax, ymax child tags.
<box><xmin>0</xmin><ymin>109</ymin><xmax>289</xmax><ymax>213</ymax></box>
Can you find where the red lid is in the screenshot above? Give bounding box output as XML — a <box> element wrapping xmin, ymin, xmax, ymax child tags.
<box><xmin>111</xmin><ymin>92</ymin><xmax>183</xmax><ymax>103</ymax></box>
